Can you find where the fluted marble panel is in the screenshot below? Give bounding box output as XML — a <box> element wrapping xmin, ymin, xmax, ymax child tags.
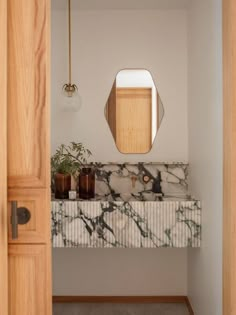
<box><xmin>52</xmin><ymin>200</ymin><xmax>201</xmax><ymax>248</ymax></box>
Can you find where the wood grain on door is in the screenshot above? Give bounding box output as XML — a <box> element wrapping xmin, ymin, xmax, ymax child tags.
<box><xmin>0</xmin><ymin>0</ymin><xmax>8</xmax><ymax>314</ymax></box>
<box><xmin>7</xmin><ymin>0</ymin><xmax>52</xmax><ymax>314</ymax></box>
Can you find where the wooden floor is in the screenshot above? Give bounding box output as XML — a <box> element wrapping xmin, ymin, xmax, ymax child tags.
<box><xmin>53</xmin><ymin>296</ymin><xmax>194</xmax><ymax>314</ymax></box>
<box><xmin>53</xmin><ymin>303</ymin><xmax>190</xmax><ymax>315</ymax></box>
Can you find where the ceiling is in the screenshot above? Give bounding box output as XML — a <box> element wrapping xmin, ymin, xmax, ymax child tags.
<box><xmin>52</xmin><ymin>0</ymin><xmax>190</xmax><ymax>10</ymax></box>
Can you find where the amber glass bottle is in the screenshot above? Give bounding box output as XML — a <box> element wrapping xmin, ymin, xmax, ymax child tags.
<box><xmin>54</xmin><ymin>173</ymin><xmax>71</xmax><ymax>199</ymax></box>
<box><xmin>79</xmin><ymin>167</ymin><xmax>95</xmax><ymax>199</ymax></box>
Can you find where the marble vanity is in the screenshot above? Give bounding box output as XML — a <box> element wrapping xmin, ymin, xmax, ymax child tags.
<box><xmin>51</xmin><ymin>163</ymin><xmax>201</xmax><ymax>248</ymax></box>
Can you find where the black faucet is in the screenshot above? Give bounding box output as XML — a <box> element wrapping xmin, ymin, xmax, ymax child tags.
<box><xmin>152</xmin><ymin>171</ymin><xmax>163</xmax><ymax>194</ymax></box>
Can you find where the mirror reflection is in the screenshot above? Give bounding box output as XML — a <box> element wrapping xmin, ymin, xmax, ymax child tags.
<box><xmin>105</xmin><ymin>69</ymin><xmax>164</xmax><ymax>154</ymax></box>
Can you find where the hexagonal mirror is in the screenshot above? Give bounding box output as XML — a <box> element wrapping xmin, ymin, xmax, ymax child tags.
<box><xmin>105</xmin><ymin>69</ymin><xmax>164</xmax><ymax>154</ymax></box>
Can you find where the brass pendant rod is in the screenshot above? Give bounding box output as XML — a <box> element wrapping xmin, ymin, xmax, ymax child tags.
<box><xmin>68</xmin><ymin>0</ymin><xmax>72</xmax><ymax>84</ymax></box>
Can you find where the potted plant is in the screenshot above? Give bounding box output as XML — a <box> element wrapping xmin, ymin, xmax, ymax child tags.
<box><xmin>51</xmin><ymin>142</ymin><xmax>92</xmax><ymax>199</ymax></box>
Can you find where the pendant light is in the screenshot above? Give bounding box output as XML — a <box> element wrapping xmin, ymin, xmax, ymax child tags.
<box><xmin>61</xmin><ymin>0</ymin><xmax>82</xmax><ymax>112</ymax></box>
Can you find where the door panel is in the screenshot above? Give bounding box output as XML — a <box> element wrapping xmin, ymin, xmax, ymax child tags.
<box><xmin>8</xmin><ymin>245</ymin><xmax>50</xmax><ymax>315</ymax></box>
<box><xmin>223</xmin><ymin>0</ymin><xmax>236</xmax><ymax>313</ymax></box>
<box><xmin>0</xmin><ymin>0</ymin><xmax>8</xmax><ymax>313</ymax></box>
<box><xmin>7</xmin><ymin>0</ymin><xmax>50</xmax><ymax>188</ymax></box>
<box><xmin>7</xmin><ymin>189</ymin><xmax>50</xmax><ymax>244</ymax></box>
<box><xmin>116</xmin><ymin>88</ymin><xmax>152</xmax><ymax>153</ymax></box>
<box><xmin>7</xmin><ymin>0</ymin><xmax>52</xmax><ymax>314</ymax></box>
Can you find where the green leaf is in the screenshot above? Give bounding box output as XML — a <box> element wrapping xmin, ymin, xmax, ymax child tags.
<box><xmin>51</xmin><ymin>142</ymin><xmax>92</xmax><ymax>177</ymax></box>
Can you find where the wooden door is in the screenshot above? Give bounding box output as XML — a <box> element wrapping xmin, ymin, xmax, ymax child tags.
<box><xmin>116</xmin><ymin>88</ymin><xmax>152</xmax><ymax>153</ymax></box>
<box><xmin>0</xmin><ymin>0</ymin><xmax>8</xmax><ymax>313</ymax></box>
<box><xmin>223</xmin><ymin>1</ymin><xmax>236</xmax><ymax>314</ymax></box>
<box><xmin>4</xmin><ymin>0</ymin><xmax>52</xmax><ymax>314</ymax></box>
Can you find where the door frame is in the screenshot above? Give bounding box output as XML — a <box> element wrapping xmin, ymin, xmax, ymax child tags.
<box><xmin>0</xmin><ymin>0</ymin><xmax>235</xmax><ymax>314</ymax></box>
<box><xmin>223</xmin><ymin>0</ymin><xmax>236</xmax><ymax>314</ymax></box>
<box><xmin>0</xmin><ymin>0</ymin><xmax>8</xmax><ymax>314</ymax></box>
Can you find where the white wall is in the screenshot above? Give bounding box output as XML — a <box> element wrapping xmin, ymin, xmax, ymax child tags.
<box><xmin>51</xmin><ymin>9</ymin><xmax>188</xmax><ymax>162</ymax></box>
<box><xmin>53</xmin><ymin>0</ymin><xmax>190</xmax><ymax>11</ymax></box>
<box><xmin>116</xmin><ymin>69</ymin><xmax>154</xmax><ymax>88</ymax></box>
<box><xmin>52</xmin><ymin>8</ymin><xmax>189</xmax><ymax>296</ymax></box>
<box><xmin>187</xmin><ymin>0</ymin><xmax>223</xmax><ymax>314</ymax></box>
<box><xmin>53</xmin><ymin>249</ymin><xmax>187</xmax><ymax>296</ymax></box>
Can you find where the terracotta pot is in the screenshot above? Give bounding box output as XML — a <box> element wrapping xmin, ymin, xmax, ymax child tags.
<box><xmin>78</xmin><ymin>168</ymin><xmax>95</xmax><ymax>200</ymax></box>
<box><xmin>54</xmin><ymin>173</ymin><xmax>71</xmax><ymax>199</ymax></box>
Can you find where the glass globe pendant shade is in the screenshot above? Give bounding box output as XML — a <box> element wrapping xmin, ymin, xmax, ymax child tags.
<box><xmin>61</xmin><ymin>83</ymin><xmax>82</xmax><ymax>112</ymax></box>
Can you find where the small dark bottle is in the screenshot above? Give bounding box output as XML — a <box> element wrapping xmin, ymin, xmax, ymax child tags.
<box><xmin>152</xmin><ymin>171</ymin><xmax>162</xmax><ymax>194</ymax></box>
<box><xmin>54</xmin><ymin>173</ymin><xmax>71</xmax><ymax>199</ymax></box>
<box><xmin>79</xmin><ymin>167</ymin><xmax>95</xmax><ymax>199</ymax></box>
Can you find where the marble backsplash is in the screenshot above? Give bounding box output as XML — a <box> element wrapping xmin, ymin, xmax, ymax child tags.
<box><xmin>91</xmin><ymin>162</ymin><xmax>189</xmax><ymax>201</ymax></box>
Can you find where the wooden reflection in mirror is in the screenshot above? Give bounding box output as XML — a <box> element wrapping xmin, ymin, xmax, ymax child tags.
<box><xmin>105</xmin><ymin>69</ymin><xmax>164</xmax><ymax>154</ymax></box>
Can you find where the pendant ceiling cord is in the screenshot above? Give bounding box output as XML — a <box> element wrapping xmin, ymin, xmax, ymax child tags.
<box><xmin>68</xmin><ymin>0</ymin><xmax>72</xmax><ymax>84</ymax></box>
<box><xmin>61</xmin><ymin>0</ymin><xmax>81</xmax><ymax>112</ymax></box>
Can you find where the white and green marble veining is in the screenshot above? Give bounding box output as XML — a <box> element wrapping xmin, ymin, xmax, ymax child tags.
<box><xmin>51</xmin><ymin>200</ymin><xmax>201</xmax><ymax>248</ymax></box>
<box><xmin>92</xmin><ymin>162</ymin><xmax>189</xmax><ymax>201</ymax></box>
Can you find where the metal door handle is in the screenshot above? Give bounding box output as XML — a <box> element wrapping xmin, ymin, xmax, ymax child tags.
<box><xmin>11</xmin><ymin>201</ymin><xmax>18</xmax><ymax>239</ymax></box>
<box><xmin>11</xmin><ymin>201</ymin><xmax>31</xmax><ymax>239</ymax></box>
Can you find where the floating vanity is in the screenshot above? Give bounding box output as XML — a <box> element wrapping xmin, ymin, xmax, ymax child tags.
<box><xmin>51</xmin><ymin>163</ymin><xmax>201</xmax><ymax>248</ymax></box>
<box><xmin>52</xmin><ymin>199</ymin><xmax>200</xmax><ymax>248</ymax></box>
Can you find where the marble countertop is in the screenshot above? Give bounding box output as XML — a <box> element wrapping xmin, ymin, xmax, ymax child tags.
<box><xmin>52</xmin><ymin>193</ymin><xmax>196</xmax><ymax>202</ymax></box>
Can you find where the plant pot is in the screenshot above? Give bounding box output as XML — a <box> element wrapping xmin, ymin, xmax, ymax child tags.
<box><xmin>78</xmin><ymin>167</ymin><xmax>95</xmax><ymax>200</ymax></box>
<box><xmin>55</xmin><ymin>173</ymin><xmax>71</xmax><ymax>199</ymax></box>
